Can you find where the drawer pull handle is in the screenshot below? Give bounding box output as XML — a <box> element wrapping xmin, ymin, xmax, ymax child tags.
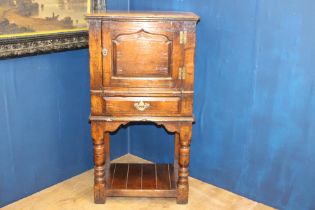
<box><xmin>134</xmin><ymin>101</ymin><xmax>150</xmax><ymax>111</ymax></box>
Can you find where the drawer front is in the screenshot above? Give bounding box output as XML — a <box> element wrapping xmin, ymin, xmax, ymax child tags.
<box><xmin>104</xmin><ymin>97</ymin><xmax>181</xmax><ymax>115</ymax></box>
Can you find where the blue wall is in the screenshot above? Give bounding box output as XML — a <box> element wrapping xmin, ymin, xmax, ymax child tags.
<box><xmin>107</xmin><ymin>0</ymin><xmax>129</xmax><ymax>10</ymax></box>
<box><xmin>0</xmin><ymin>50</ymin><xmax>128</xmax><ymax>207</ymax></box>
<box><xmin>0</xmin><ymin>1</ymin><xmax>130</xmax><ymax>207</ymax></box>
<box><xmin>129</xmin><ymin>124</ymin><xmax>174</xmax><ymax>163</ymax></box>
<box><xmin>129</xmin><ymin>1</ymin><xmax>315</xmax><ymax>210</ymax></box>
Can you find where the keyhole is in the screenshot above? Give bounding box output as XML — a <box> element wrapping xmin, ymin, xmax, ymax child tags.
<box><xmin>102</xmin><ymin>48</ymin><xmax>108</xmax><ymax>56</ymax></box>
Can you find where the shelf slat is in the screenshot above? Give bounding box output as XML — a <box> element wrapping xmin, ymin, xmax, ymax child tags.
<box><xmin>107</xmin><ymin>163</ymin><xmax>176</xmax><ymax>197</ymax></box>
<box><xmin>157</xmin><ymin>164</ymin><xmax>171</xmax><ymax>190</ymax></box>
<box><xmin>142</xmin><ymin>164</ymin><xmax>157</xmax><ymax>189</ymax></box>
<box><xmin>127</xmin><ymin>164</ymin><xmax>142</xmax><ymax>189</ymax></box>
<box><xmin>111</xmin><ymin>164</ymin><xmax>128</xmax><ymax>189</ymax></box>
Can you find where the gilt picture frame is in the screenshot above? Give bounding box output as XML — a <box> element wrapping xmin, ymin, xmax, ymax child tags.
<box><xmin>0</xmin><ymin>0</ymin><xmax>105</xmax><ymax>58</ymax></box>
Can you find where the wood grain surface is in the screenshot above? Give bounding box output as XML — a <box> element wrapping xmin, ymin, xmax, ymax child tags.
<box><xmin>86</xmin><ymin>11</ymin><xmax>200</xmax><ymax>21</ymax></box>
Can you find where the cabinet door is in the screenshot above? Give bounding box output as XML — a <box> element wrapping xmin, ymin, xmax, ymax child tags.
<box><xmin>101</xmin><ymin>21</ymin><xmax>182</xmax><ymax>89</ymax></box>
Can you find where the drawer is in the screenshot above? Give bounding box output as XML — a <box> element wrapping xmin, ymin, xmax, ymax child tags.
<box><xmin>103</xmin><ymin>97</ymin><xmax>181</xmax><ymax>115</ymax></box>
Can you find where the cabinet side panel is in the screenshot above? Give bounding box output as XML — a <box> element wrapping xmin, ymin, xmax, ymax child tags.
<box><xmin>102</xmin><ymin>21</ymin><xmax>112</xmax><ymax>87</ymax></box>
<box><xmin>181</xmin><ymin>94</ymin><xmax>193</xmax><ymax>116</ymax></box>
<box><xmin>89</xmin><ymin>20</ymin><xmax>103</xmax><ymax>90</ymax></box>
<box><xmin>91</xmin><ymin>94</ymin><xmax>105</xmax><ymax>115</ymax></box>
<box><xmin>172</xmin><ymin>22</ymin><xmax>183</xmax><ymax>89</ymax></box>
<box><xmin>182</xmin><ymin>22</ymin><xmax>197</xmax><ymax>91</ymax></box>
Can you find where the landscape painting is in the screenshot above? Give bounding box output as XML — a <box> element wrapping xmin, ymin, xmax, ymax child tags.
<box><xmin>0</xmin><ymin>0</ymin><xmax>90</xmax><ymax>37</ymax></box>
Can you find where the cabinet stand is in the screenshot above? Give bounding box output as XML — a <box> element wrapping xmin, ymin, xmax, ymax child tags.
<box><xmin>90</xmin><ymin>116</ymin><xmax>193</xmax><ymax>204</ymax></box>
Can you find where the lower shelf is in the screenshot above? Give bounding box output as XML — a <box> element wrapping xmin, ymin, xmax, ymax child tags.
<box><xmin>106</xmin><ymin>163</ymin><xmax>177</xmax><ymax>198</ymax></box>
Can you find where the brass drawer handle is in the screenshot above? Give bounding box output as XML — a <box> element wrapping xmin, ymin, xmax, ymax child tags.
<box><xmin>134</xmin><ymin>101</ymin><xmax>150</xmax><ymax>111</ymax></box>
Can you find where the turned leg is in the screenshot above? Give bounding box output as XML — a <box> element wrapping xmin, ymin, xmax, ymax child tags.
<box><xmin>174</xmin><ymin>133</ymin><xmax>180</xmax><ymax>182</ymax></box>
<box><xmin>92</xmin><ymin>123</ymin><xmax>106</xmax><ymax>204</ymax></box>
<box><xmin>104</xmin><ymin>132</ymin><xmax>111</xmax><ymax>187</ymax></box>
<box><xmin>177</xmin><ymin>124</ymin><xmax>192</xmax><ymax>204</ymax></box>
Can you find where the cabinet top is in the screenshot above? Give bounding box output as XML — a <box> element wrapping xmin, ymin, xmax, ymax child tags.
<box><xmin>86</xmin><ymin>11</ymin><xmax>200</xmax><ymax>21</ymax></box>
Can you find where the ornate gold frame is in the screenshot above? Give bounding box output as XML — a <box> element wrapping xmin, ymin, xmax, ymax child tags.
<box><xmin>0</xmin><ymin>0</ymin><xmax>105</xmax><ymax>59</ymax></box>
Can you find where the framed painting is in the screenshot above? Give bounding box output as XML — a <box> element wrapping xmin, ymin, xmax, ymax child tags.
<box><xmin>0</xmin><ymin>0</ymin><xmax>106</xmax><ymax>58</ymax></box>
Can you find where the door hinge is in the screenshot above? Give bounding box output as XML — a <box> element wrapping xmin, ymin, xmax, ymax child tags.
<box><xmin>178</xmin><ymin>67</ymin><xmax>186</xmax><ymax>80</ymax></box>
<box><xmin>180</xmin><ymin>31</ymin><xmax>187</xmax><ymax>44</ymax></box>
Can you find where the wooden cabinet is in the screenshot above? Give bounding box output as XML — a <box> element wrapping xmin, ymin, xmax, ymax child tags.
<box><xmin>87</xmin><ymin>11</ymin><xmax>199</xmax><ymax>204</ymax></box>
